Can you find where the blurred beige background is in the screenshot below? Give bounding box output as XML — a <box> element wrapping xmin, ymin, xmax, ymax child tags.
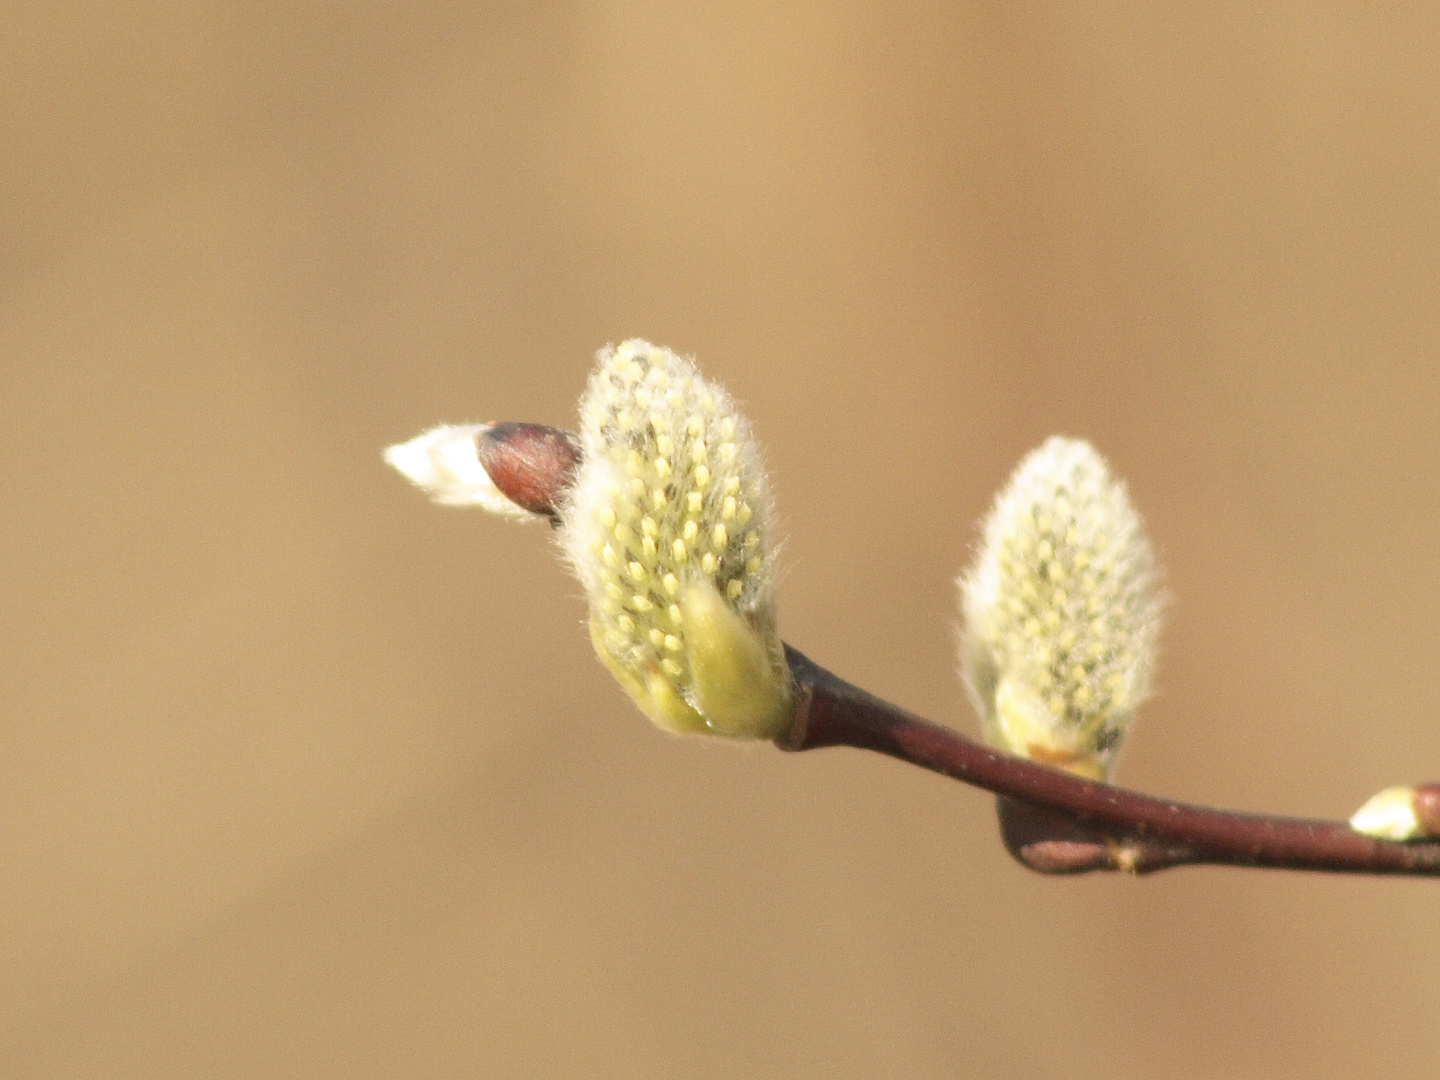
<box><xmin>3</xmin><ymin>3</ymin><xmax>1439</xmax><ymax>1077</ymax></box>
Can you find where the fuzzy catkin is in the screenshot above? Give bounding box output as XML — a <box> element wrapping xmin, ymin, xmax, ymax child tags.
<box><xmin>960</xmin><ymin>437</ymin><xmax>1161</xmax><ymax>779</ymax></box>
<box><xmin>561</xmin><ymin>340</ymin><xmax>791</xmax><ymax>738</ymax></box>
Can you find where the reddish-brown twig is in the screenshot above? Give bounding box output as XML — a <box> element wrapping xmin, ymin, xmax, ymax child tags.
<box><xmin>778</xmin><ymin>644</ymin><xmax>1440</xmax><ymax>876</ymax></box>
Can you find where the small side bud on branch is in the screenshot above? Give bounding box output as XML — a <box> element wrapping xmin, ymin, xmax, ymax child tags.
<box><xmin>959</xmin><ymin>437</ymin><xmax>1161</xmax><ymax>781</ymax></box>
<box><xmin>386</xmin><ymin>422</ymin><xmax>579</xmax><ymax>523</ymax></box>
<box><xmin>386</xmin><ymin>423</ymin><xmax>555</xmax><ymax>520</ymax></box>
<box><xmin>1350</xmin><ymin>784</ymin><xmax>1440</xmax><ymax>840</ymax></box>
<box><xmin>560</xmin><ymin>341</ymin><xmax>792</xmax><ymax>739</ymax></box>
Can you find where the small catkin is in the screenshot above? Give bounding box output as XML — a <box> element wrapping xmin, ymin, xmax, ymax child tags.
<box><xmin>960</xmin><ymin>437</ymin><xmax>1161</xmax><ymax>779</ymax></box>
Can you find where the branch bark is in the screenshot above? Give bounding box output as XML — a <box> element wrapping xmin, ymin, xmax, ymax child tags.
<box><xmin>778</xmin><ymin>644</ymin><xmax>1440</xmax><ymax>876</ymax></box>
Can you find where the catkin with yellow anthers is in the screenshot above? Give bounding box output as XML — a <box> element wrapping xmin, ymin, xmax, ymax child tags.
<box><xmin>959</xmin><ymin>437</ymin><xmax>1161</xmax><ymax>780</ymax></box>
<box><xmin>561</xmin><ymin>340</ymin><xmax>792</xmax><ymax>739</ymax></box>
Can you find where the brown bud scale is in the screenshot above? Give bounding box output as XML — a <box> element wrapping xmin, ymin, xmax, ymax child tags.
<box><xmin>1413</xmin><ymin>784</ymin><xmax>1440</xmax><ymax>839</ymax></box>
<box><xmin>476</xmin><ymin>423</ymin><xmax>581</xmax><ymax>521</ymax></box>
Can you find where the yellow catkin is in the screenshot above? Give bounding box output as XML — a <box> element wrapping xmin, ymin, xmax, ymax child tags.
<box><xmin>561</xmin><ymin>340</ymin><xmax>791</xmax><ymax>739</ymax></box>
<box><xmin>959</xmin><ymin>437</ymin><xmax>1161</xmax><ymax>779</ymax></box>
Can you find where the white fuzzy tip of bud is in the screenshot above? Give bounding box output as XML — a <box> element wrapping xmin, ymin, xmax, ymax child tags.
<box><xmin>385</xmin><ymin>424</ymin><xmax>537</xmax><ymax>520</ymax></box>
<box><xmin>1349</xmin><ymin>787</ymin><xmax>1424</xmax><ymax>841</ymax></box>
<box><xmin>561</xmin><ymin>340</ymin><xmax>792</xmax><ymax>740</ymax></box>
<box><xmin>959</xmin><ymin>437</ymin><xmax>1161</xmax><ymax>780</ymax></box>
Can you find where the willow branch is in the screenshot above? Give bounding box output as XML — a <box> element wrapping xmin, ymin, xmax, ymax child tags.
<box><xmin>472</xmin><ymin>420</ymin><xmax>1440</xmax><ymax>878</ymax></box>
<box><xmin>777</xmin><ymin>644</ymin><xmax>1440</xmax><ymax>876</ymax></box>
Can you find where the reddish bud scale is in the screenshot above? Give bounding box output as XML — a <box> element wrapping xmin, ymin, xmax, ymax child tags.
<box><xmin>1414</xmin><ymin>784</ymin><xmax>1440</xmax><ymax>838</ymax></box>
<box><xmin>476</xmin><ymin>423</ymin><xmax>581</xmax><ymax>520</ymax></box>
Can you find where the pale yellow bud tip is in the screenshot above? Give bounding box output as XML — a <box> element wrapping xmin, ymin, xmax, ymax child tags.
<box><xmin>1349</xmin><ymin>787</ymin><xmax>1423</xmax><ymax>841</ymax></box>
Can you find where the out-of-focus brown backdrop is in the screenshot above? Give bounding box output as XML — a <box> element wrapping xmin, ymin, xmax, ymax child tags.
<box><xmin>3</xmin><ymin>3</ymin><xmax>1438</xmax><ymax>1077</ymax></box>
